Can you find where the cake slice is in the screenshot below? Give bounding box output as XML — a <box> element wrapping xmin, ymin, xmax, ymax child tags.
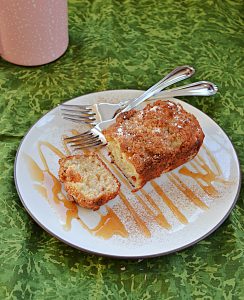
<box><xmin>103</xmin><ymin>100</ymin><xmax>204</xmax><ymax>191</ymax></box>
<box><xmin>58</xmin><ymin>154</ymin><xmax>120</xmax><ymax>210</ymax></box>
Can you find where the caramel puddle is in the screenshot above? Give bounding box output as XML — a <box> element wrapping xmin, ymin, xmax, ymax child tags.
<box><xmin>94</xmin><ymin>206</ymin><xmax>128</xmax><ymax>239</ymax></box>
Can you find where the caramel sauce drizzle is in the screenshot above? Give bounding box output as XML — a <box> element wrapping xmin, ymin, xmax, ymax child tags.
<box><xmin>71</xmin><ymin>129</ymin><xmax>80</xmax><ymax>136</ymax></box>
<box><xmin>38</xmin><ymin>141</ymin><xmax>65</xmax><ymax>167</ymax></box>
<box><xmin>62</xmin><ymin>135</ymin><xmax>71</xmax><ymax>156</ymax></box>
<box><xmin>33</xmin><ymin>184</ymin><xmax>47</xmax><ymax>198</ymax></box>
<box><xmin>119</xmin><ymin>191</ymin><xmax>151</xmax><ymax>237</ymax></box>
<box><xmin>26</xmin><ymin>142</ymin><xmax>128</xmax><ymax>238</ymax></box>
<box><xmin>94</xmin><ymin>206</ymin><xmax>128</xmax><ymax>239</ymax></box>
<box><xmin>100</xmin><ymin>154</ymin><xmax>170</xmax><ymax>229</ymax></box>
<box><xmin>26</xmin><ymin>137</ymin><xmax>227</xmax><ymax>239</ymax></box>
<box><xmin>140</xmin><ymin>189</ymin><xmax>171</xmax><ymax>229</ymax></box>
<box><xmin>25</xmin><ymin>152</ymin><xmax>78</xmax><ymax>231</ymax></box>
<box><xmin>202</xmin><ymin>144</ymin><xmax>222</xmax><ymax>176</ymax></box>
<box><xmin>179</xmin><ymin>145</ymin><xmax>226</xmax><ymax>197</ymax></box>
<box><xmin>168</xmin><ymin>173</ymin><xmax>208</xmax><ymax>209</ymax></box>
<box><xmin>98</xmin><ymin>152</ymin><xmax>151</xmax><ymax>236</ymax></box>
<box><xmin>151</xmin><ymin>180</ymin><xmax>188</xmax><ymax>224</ymax></box>
<box><xmin>99</xmin><ymin>152</ymin><xmax>170</xmax><ymax>234</ymax></box>
<box><xmin>76</xmin><ymin>206</ymin><xmax>129</xmax><ymax>239</ymax></box>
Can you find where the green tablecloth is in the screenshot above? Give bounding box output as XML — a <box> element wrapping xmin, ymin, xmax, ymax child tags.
<box><xmin>0</xmin><ymin>0</ymin><xmax>243</xmax><ymax>299</ymax></box>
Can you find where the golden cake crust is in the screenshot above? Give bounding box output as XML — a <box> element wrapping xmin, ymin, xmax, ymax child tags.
<box><xmin>103</xmin><ymin>100</ymin><xmax>204</xmax><ymax>190</ymax></box>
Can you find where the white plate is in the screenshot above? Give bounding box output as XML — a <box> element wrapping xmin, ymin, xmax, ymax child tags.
<box><xmin>14</xmin><ymin>90</ymin><xmax>241</xmax><ymax>258</ymax></box>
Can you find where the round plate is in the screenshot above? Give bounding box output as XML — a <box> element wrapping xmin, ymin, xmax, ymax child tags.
<box><xmin>14</xmin><ymin>90</ymin><xmax>241</xmax><ymax>258</ymax></box>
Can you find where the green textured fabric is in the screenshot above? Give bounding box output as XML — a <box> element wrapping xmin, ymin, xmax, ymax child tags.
<box><xmin>0</xmin><ymin>0</ymin><xmax>243</xmax><ymax>299</ymax></box>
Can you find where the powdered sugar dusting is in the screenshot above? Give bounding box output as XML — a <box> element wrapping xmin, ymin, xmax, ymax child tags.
<box><xmin>117</xmin><ymin>127</ymin><xmax>123</xmax><ymax>135</ymax></box>
<box><xmin>152</xmin><ymin>128</ymin><xmax>161</xmax><ymax>133</ymax></box>
<box><xmin>150</xmin><ymin>106</ymin><xmax>160</xmax><ymax>112</ymax></box>
<box><xmin>93</xmin><ymin>147</ymin><xmax>233</xmax><ymax>248</ymax></box>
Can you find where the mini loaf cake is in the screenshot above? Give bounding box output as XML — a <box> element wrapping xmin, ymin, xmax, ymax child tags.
<box><xmin>103</xmin><ymin>100</ymin><xmax>204</xmax><ymax>190</ymax></box>
<box><xmin>58</xmin><ymin>154</ymin><xmax>120</xmax><ymax>210</ymax></box>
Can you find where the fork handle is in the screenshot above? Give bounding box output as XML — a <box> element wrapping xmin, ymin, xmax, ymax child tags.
<box><xmin>121</xmin><ymin>65</ymin><xmax>195</xmax><ymax>112</ymax></box>
<box><xmin>152</xmin><ymin>81</ymin><xmax>218</xmax><ymax>98</ymax></box>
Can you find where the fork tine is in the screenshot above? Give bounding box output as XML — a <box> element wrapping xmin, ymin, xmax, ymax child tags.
<box><xmin>60</xmin><ymin>104</ymin><xmax>92</xmax><ymax>109</ymax></box>
<box><xmin>71</xmin><ymin>139</ymin><xmax>102</xmax><ymax>147</ymax></box>
<box><xmin>67</xmin><ymin>134</ymin><xmax>100</xmax><ymax>142</ymax></box>
<box><xmin>68</xmin><ymin>135</ymin><xmax>101</xmax><ymax>146</ymax></box>
<box><xmin>63</xmin><ymin>117</ymin><xmax>97</xmax><ymax>125</ymax></box>
<box><xmin>64</xmin><ymin>131</ymin><xmax>93</xmax><ymax>140</ymax></box>
<box><xmin>62</xmin><ymin>113</ymin><xmax>96</xmax><ymax>121</ymax></box>
<box><xmin>60</xmin><ymin>108</ymin><xmax>96</xmax><ymax>115</ymax></box>
<box><xmin>73</xmin><ymin>140</ymin><xmax>103</xmax><ymax>149</ymax></box>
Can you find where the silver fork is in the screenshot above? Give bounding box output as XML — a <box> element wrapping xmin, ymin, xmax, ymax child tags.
<box><xmin>60</xmin><ymin>65</ymin><xmax>195</xmax><ymax>125</ymax></box>
<box><xmin>64</xmin><ymin>81</ymin><xmax>218</xmax><ymax>149</ymax></box>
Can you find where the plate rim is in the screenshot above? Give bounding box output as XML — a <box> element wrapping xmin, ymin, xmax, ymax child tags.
<box><xmin>14</xmin><ymin>89</ymin><xmax>242</xmax><ymax>259</ymax></box>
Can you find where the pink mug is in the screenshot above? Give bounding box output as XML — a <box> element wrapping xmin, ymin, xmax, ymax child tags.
<box><xmin>0</xmin><ymin>0</ymin><xmax>68</xmax><ymax>66</ymax></box>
